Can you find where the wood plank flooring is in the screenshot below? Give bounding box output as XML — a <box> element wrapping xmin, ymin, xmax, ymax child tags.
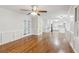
<box><xmin>0</xmin><ymin>32</ymin><xmax>74</xmax><ymax>53</ymax></box>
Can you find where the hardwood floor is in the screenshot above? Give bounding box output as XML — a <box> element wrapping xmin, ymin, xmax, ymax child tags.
<box><xmin>0</xmin><ymin>32</ymin><xmax>74</xmax><ymax>53</ymax></box>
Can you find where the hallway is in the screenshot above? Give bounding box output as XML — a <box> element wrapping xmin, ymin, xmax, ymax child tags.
<box><xmin>0</xmin><ymin>32</ymin><xmax>74</xmax><ymax>53</ymax></box>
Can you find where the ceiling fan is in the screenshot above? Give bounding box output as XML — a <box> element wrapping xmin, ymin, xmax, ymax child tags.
<box><xmin>20</xmin><ymin>5</ymin><xmax>47</xmax><ymax>16</ymax></box>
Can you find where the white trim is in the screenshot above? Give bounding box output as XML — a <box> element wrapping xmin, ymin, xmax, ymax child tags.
<box><xmin>69</xmin><ymin>42</ymin><xmax>77</xmax><ymax>53</ymax></box>
<box><xmin>0</xmin><ymin>33</ymin><xmax>31</xmax><ymax>45</ymax></box>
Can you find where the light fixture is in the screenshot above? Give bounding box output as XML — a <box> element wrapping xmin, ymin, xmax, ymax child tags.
<box><xmin>54</xmin><ymin>19</ymin><xmax>59</xmax><ymax>22</ymax></box>
<box><xmin>33</xmin><ymin>6</ymin><xmax>37</xmax><ymax>11</ymax></box>
<box><xmin>31</xmin><ymin>12</ymin><xmax>37</xmax><ymax>16</ymax></box>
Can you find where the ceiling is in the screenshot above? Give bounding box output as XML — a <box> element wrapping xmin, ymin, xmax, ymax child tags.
<box><xmin>0</xmin><ymin>5</ymin><xmax>72</xmax><ymax>17</ymax></box>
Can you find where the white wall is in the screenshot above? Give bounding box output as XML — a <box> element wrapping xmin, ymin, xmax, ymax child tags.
<box><xmin>31</xmin><ymin>15</ymin><xmax>43</xmax><ymax>35</ymax></box>
<box><xmin>31</xmin><ymin>15</ymin><xmax>38</xmax><ymax>35</ymax></box>
<box><xmin>74</xmin><ymin>6</ymin><xmax>79</xmax><ymax>52</ymax></box>
<box><xmin>42</xmin><ymin>15</ymin><xmax>68</xmax><ymax>33</ymax></box>
<box><xmin>0</xmin><ymin>7</ymin><xmax>32</xmax><ymax>45</ymax></box>
<box><xmin>38</xmin><ymin>16</ymin><xmax>43</xmax><ymax>34</ymax></box>
<box><xmin>42</xmin><ymin>15</ymin><xmax>51</xmax><ymax>32</ymax></box>
<box><xmin>66</xmin><ymin>5</ymin><xmax>79</xmax><ymax>52</ymax></box>
<box><xmin>0</xmin><ymin>8</ymin><xmax>30</xmax><ymax>32</ymax></box>
<box><xmin>0</xmin><ymin>7</ymin><xmax>45</xmax><ymax>45</ymax></box>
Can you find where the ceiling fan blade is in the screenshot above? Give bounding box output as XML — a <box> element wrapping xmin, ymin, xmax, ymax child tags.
<box><xmin>38</xmin><ymin>10</ymin><xmax>47</xmax><ymax>13</ymax></box>
<box><xmin>37</xmin><ymin>13</ymin><xmax>40</xmax><ymax>16</ymax></box>
<box><xmin>27</xmin><ymin>13</ymin><xmax>31</xmax><ymax>15</ymax></box>
<box><xmin>32</xmin><ymin>5</ymin><xmax>38</xmax><ymax>11</ymax></box>
<box><xmin>20</xmin><ymin>9</ymin><xmax>31</xmax><ymax>11</ymax></box>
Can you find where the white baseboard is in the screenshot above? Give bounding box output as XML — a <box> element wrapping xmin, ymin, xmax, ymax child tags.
<box><xmin>69</xmin><ymin>42</ymin><xmax>78</xmax><ymax>53</ymax></box>
<box><xmin>0</xmin><ymin>33</ymin><xmax>32</xmax><ymax>45</ymax></box>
